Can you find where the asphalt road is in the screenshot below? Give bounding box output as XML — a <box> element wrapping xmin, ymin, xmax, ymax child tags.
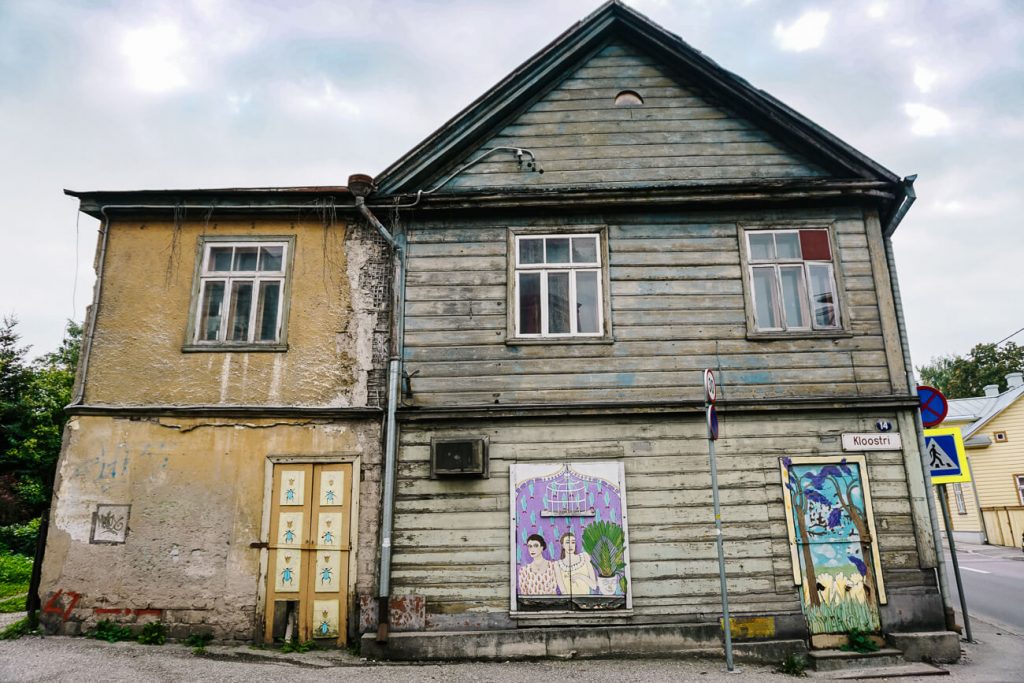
<box><xmin>942</xmin><ymin>542</ymin><xmax>1024</xmax><ymax>634</ymax></box>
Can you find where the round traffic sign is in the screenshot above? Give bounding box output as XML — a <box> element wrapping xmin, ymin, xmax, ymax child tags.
<box><xmin>917</xmin><ymin>385</ymin><xmax>948</xmax><ymax>428</ymax></box>
<box><xmin>704</xmin><ymin>369</ymin><xmax>717</xmax><ymax>404</ymax></box>
<box><xmin>707</xmin><ymin>405</ymin><xmax>719</xmax><ymax>441</ymax></box>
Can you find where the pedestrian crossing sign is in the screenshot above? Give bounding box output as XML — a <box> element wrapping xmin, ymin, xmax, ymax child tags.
<box><xmin>923</xmin><ymin>427</ymin><xmax>971</xmax><ymax>484</ymax></box>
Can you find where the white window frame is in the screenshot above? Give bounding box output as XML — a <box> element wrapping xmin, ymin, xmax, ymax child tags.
<box><xmin>1015</xmin><ymin>474</ymin><xmax>1024</xmax><ymax>506</ymax></box>
<box><xmin>741</xmin><ymin>226</ymin><xmax>845</xmax><ymax>335</ymax></box>
<box><xmin>512</xmin><ymin>233</ymin><xmax>605</xmax><ymax>339</ymax></box>
<box><xmin>952</xmin><ymin>482</ymin><xmax>967</xmax><ymax>514</ymax></box>
<box><xmin>185</xmin><ymin>236</ymin><xmax>294</xmax><ymax>351</ymax></box>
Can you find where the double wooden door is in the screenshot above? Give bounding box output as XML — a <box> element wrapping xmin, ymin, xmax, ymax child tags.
<box><xmin>264</xmin><ymin>463</ymin><xmax>352</xmax><ymax>645</ymax></box>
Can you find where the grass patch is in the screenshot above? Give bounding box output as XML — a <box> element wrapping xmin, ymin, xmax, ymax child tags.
<box><xmin>0</xmin><ymin>592</ymin><xmax>27</xmax><ymax>613</ymax></box>
<box><xmin>804</xmin><ymin>600</ymin><xmax>879</xmax><ymax>634</ymax></box>
<box><xmin>0</xmin><ymin>616</ymin><xmax>31</xmax><ymax>640</ymax></box>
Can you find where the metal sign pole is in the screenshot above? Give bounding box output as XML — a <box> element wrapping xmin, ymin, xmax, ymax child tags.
<box><xmin>708</xmin><ymin>432</ymin><xmax>735</xmax><ymax>671</ymax></box>
<box><xmin>703</xmin><ymin>368</ymin><xmax>733</xmax><ymax>672</ymax></box>
<box><xmin>936</xmin><ymin>483</ymin><xmax>973</xmax><ymax>642</ymax></box>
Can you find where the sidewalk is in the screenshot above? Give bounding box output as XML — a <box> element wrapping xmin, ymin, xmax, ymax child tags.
<box><xmin>953</xmin><ymin>540</ymin><xmax>1024</xmax><ymax>561</ymax></box>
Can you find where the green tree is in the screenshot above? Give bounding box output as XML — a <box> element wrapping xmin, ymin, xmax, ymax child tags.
<box><xmin>0</xmin><ymin>319</ymin><xmax>81</xmax><ymax>553</ymax></box>
<box><xmin>918</xmin><ymin>342</ymin><xmax>1024</xmax><ymax>399</ymax></box>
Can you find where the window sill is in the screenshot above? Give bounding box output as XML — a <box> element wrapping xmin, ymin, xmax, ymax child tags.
<box><xmin>182</xmin><ymin>343</ymin><xmax>289</xmax><ymax>353</ymax></box>
<box><xmin>506</xmin><ymin>336</ymin><xmax>615</xmax><ymax>346</ymax></box>
<box><xmin>746</xmin><ymin>330</ymin><xmax>853</xmax><ymax>342</ymax></box>
<box><xmin>510</xmin><ymin>609</ymin><xmax>633</xmax><ymax>621</ymax></box>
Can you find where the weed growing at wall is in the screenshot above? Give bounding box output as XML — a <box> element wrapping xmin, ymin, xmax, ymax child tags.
<box><xmin>0</xmin><ymin>616</ymin><xmax>31</xmax><ymax>640</ymax></box>
<box><xmin>280</xmin><ymin>638</ymin><xmax>315</xmax><ymax>653</ymax></box>
<box><xmin>88</xmin><ymin>620</ymin><xmax>133</xmax><ymax>643</ymax></box>
<box><xmin>186</xmin><ymin>632</ymin><xmax>212</xmax><ymax>654</ymax></box>
<box><xmin>842</xmin><ymin>627</ymin><xmax>880</xmax><ymax>653</ymax></box>
<box><xmin>775</xmin><ymin>653</ymin><xmax>807</xmax><ymax>676</ymax></box>
<box><xmin>137</xmin><ymin>621</ymin><xmax>167</xmax><ymax>645</ymax></box>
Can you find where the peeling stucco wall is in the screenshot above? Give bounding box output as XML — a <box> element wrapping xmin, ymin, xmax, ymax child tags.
<box><xmin>82</xmin><ymin>217</ymin><xmax>388</xmax><ymax>408</ymax></box>
<box><xmin>40</xmin><ymin>415</ymin><xmax>383</xmax><ymax>641</ymax></box>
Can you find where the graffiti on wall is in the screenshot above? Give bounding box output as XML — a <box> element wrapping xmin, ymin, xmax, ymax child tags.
<box><xmin>510</xmin><ymin>462</ymin><xmax>632</xmax><ymax>611</ymax></box>
<box><xmin>780</xmin><ymin>455</ymin><xmax>886</xmax><ymax>635</ymax></box>
<box><xmin>89</xmin><ymin>504</ymin><xmax>131</xmax><ymax>544</ymax></box>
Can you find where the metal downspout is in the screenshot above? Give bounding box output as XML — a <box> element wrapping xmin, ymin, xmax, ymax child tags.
<box><xmin>69</xmin><ymin>205</ymin><xmax>112</xmax><ymax>406</ymax></box>
<box><xmin>355</xmin><ymin>195</ymin><xmax>406</xmax><ymax>642</ymax></box>
<box><xmin>881</xmin><ymin>176</ymin><xmax>955</xmax><ymax>628</ymax></box>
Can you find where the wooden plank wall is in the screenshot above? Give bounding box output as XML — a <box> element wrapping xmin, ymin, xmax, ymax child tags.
<box><xmin>442</xmin><ymin>41</ymin><xmax>828</xmax><ymax>191</ymax></box>
<box><xmin>389</xmin><ymin>411</ymin><xmax>922</xmax><ymax>624</ymax></box>
<box><xmin>403</xmin><ymin>206</ymin><xmax>893</xmax><ymax>407</ymax></box>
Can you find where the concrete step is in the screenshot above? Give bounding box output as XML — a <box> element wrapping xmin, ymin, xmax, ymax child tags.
<box><xmin>807</xmin><ymin>662</ymin><xmax>949</xmax><ymax>679</ymax></box>
<box><xmin>807</xmin><ymin>647</ymin><xmax>904</xmax><ymax>671</ymax></box>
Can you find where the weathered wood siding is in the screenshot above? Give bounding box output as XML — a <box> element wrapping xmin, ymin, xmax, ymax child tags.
<box><xmin>389</xmin><ymin>411</ymin><xmax>925</xmax><ymax>628</ymax></box>
<box><xmin>439</xmin><ymin>40</ymin><xmax>828</xmax><ymax>191</ymax></box>
<box><xmin>403</xmin><ymin>206</ymin><xmax>894</xmax><ymax>407</ymax></box>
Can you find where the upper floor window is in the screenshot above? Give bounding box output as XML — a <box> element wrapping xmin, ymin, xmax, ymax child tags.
<box><xmin>744</xmin><ymin>229</ymin><xmax>841</xmax><ymax>333</ymax></box>
<box><xmin>188</xmin><ymin>237</ymin><xmax>293</xmax><ymax>350</ymax></box>
<box><xmin>513</xmin><ymin>234</ymin><xmax>604</xmax><ymax>338</ymax></box>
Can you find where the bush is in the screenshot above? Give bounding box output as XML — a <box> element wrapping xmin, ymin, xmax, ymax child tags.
<box><xmin>0</xmin><ymin>519</ymin><xmax>41</xmax><ymax>556</ymax></box>
<box><xmin>0</xmin><ymin>552</ymin><xmax>32</xmax><ymax>584</ymax></box>
<box><xmin>138</xmin><ymin>621</ymin><xmax>167</xmax><ymax>645</ymax></box>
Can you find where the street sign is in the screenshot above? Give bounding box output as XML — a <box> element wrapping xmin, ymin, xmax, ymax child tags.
<box><xmin>841</xmin><ymin>432</ymin><xmax>903</xmax><ymax>451</ymax></box>
<box><xmin>917</xmin><ymin>386</ymin><xmax>949</xmax><ymax>428</ymax></box>
<box><xmin>924</xmin><ymin>427</ymin><xmax>971</xmax><ymax>484</ymax></box>
<box><xmin>704</xmin><ymin>369</ymin><xmax>717</xmax><ymax>404</ymax></box>
<box><xmin>707</xmin><ymin>406</ymin><xmax>719</xmax><ymax>441</ymax></box>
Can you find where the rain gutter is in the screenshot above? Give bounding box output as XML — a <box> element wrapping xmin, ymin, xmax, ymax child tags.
<box><xmin>880</xmin><ymin>176</ymin><xmax>955</xmax><ymax>627</ymax></box>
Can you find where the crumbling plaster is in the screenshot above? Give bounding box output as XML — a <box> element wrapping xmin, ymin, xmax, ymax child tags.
<box><xmin>41</xmin><ymin>415</ymin><xmax>383</xmax><ymax>639</ymax></box>
<box><xmin>82</xmin><ymin>218</ymin><xmax>384</xmax><ymax>408</ymax></box>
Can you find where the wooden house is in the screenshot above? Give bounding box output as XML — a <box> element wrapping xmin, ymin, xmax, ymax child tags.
<box><xmin>362</xmin><ymin>0</ymin><xmax>950</xmax><ymax>659</ymax></box>
<box><xmin>935</xmin><ymin>373</ymin><xmax>1024</xmax><ymax>548</ymax></box>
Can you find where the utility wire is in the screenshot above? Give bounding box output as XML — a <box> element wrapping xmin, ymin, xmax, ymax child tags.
<box><xmin>996</xmin><ymin>326</ymin><xmax>1024</xmax><ymax>346</ymax></box>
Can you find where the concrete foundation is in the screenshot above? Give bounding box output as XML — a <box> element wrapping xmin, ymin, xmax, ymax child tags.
<box><xmin>361</xmin><ymin>623</ymin><xmax>807</xmax><ymax>662</ymax></box>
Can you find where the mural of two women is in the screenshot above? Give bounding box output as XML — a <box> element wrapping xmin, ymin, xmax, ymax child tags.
<box><xmin>511</xmin><ymin>462</ymin><xmax>631</xmax><ymax>609</ymax></box>
<box><xmin>517</xmin><ymin>531</ymin><xmax>597</xmax><ymax>596</ymax></box>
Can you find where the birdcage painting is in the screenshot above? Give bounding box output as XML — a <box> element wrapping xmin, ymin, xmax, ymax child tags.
<box><xmin>541</xmin><ymin>465</ymin><xmax>595</xmax><ymax>517</ymax></box>
<box><xmin>510</xmin><ymin>461</ymin><xmax>633</xmax><ymax>611</ymax></box>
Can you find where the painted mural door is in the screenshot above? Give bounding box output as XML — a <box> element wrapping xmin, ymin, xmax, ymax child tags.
<box><xmin>780</xmin><ymin>456</ymin><xmax>887</xmax><ymax>636</ymax></box>
<box><xmin>509</xmin><ymin>462</ymin><xmax>633</xmax><ymax>612</ymax></box>
<box><xmin>264</xmin><ymin>463</ymin><xmax>352</xmax><ymax>645</ymax></box>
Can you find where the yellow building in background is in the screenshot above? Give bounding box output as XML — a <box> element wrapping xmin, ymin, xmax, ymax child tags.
<box><xmin>936</xmin><ymin>372</ymin><xmax>1024</xmax><ymax>548</ymax></box>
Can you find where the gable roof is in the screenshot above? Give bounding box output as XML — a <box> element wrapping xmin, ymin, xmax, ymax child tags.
<box><xmin>375</xmin><ymin>0</ymin><xmax>901</xmax><ymax>197</ymax></box>
<box><xmin>946</xmin><ymin>383</ymin><xmax>1024</xmax><ymax>441</ymax></box>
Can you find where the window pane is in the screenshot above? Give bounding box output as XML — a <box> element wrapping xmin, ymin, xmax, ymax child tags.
<box><xmin>199</xmin><ymin>281</ymin><xmax>225</xmax><ymax>341</ymax></box>
<box><xmin>518</xmin><ymin>272</ymin><xmax>541</xmax><ymax>334</ymax></box>
<box><xmin>748</xmin><ymin>233</ymin><xmax>774</xmax><ymax>261</ymax></box>
<box><xmin>571</xmin><ymin>237</ymin><xmax>597</xmax><ymax>264</ymax></box>
<box><xmin>576</xmin><ymin>271</ymin><xmax>599</xmax><ymax>333</ymax></box>
<box><xmin>779</xmin><ymin>266</ymin><xmax>808</xmax><ymax>328</ymax></box>
<box><xmin>776</xmin><ymin>232</ymin><xmax>800</xmax><ymax>259</ymax></box>
<box><xmin>807</xmin><ymin>263</ymin><xmax>838</xmax><ymax>328</ymax></box>
<box><xmin>259</xmin><ymin>246</ymin><xmax>284</xmax><ymax>271</ymax></box>
<box><xmin>233</xmin><ymin>247</ymin><xmax>258</xmax><ymax>271</ymax></box>
<box><xmin>799</xmin><ymin>230</ymin><xmax>831</xmax><ymax>260</ymax></box>
<box><xmin>228</xmin><ymin>281</ymin><xmax>254</xmax><ymax>341</ymax></box>
<box><xmin>547</xmin><ymin>272</ymin><xmax>570</xmax><ymax>334</ymax></box>
<box><xmin>518</xmin><ymin>238</ymin><xmax>543</xmax><ymax>265</ymax></box>
<box><xmin>257</xmin><ymin>282</ymin><xmax>281</xmax><ymax>341</ymax></box>
<box><xmin>209</xmin><ymin>247</ymin><xmax>233</xmax><ymax>272</ymax></box>
<box><xmin>751</xmin><ymin>267</ymin><xmax>779</xmax><ymax>329</ymax></box>
<box><xmin>546</xmin><ymin>238</ymin><xmax>570</xmax><ymax>264</ymax></box>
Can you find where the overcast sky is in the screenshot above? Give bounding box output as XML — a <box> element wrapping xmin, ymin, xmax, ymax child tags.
<box><xmin>1</xmin><ymin>0</ymin><xmax>1021</xmax><ymax>373</ymax></box>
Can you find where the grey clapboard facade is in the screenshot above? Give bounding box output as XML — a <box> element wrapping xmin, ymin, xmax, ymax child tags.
<box><xmin>366</xmin><ymin>1</ymin><xmax>945</xmax><ymax>655</ymax></box>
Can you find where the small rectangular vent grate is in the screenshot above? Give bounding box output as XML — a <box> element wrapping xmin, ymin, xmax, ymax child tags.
<box><xmin>431</xmin><ymin>439</ymin><xmax>488</xmax><ymax>478</ymax></box>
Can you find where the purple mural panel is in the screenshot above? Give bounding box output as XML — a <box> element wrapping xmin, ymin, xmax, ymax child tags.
<box><xmin>511</xmin><ymin>462</ymin><xmax>631</xmax><ymax>610</ymax></box>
